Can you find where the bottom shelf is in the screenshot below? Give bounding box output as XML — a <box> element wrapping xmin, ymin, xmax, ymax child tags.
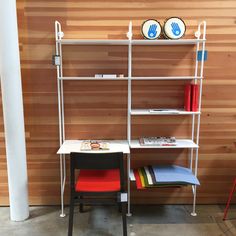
<box><xmin>130</xmin><ymin>165</ymin><xmax>200</xmax><ymax>190</ymax></box>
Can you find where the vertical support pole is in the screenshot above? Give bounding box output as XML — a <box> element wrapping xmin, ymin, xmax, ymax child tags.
<box><xmin>191</xmin><ymin>185</ymin><xmax>197</xmax><ymax>216</ymax></box>
<box><xmin>127</xmin><ymin>21</ymin><xmax>132</xmax><ymax>145</ymax></box>
<box><xmin>127</xmin><ymin>21</ymin><xmax>132</xmax><ymax>216</ymax></box>
<box><xmin>55</xmin><ymin>21</ymin><xmax>66</xmax><ymax>217</ymax></box>
<box><xmin>127</xmin><ymin>154</ymin><xmax>132</xmax><ymax>216</ymax></box>
<box><xmin>0</xmin><ymin>0</ymin><xmax>29</xmax><ymax>221</ymax></box>
<box><xmin>191</xmin><ymin>21</ymin><xmax>207</xmax><ymax>216</ymax></box>
<box><xmin>190</xmin><ymin>26</ymin><xmax>201</xmax><ymax>171</ymax></box>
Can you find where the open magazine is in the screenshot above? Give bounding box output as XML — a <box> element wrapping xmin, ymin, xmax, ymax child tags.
<box><xmin>80</xmin><ymin>140</ymin><xmax>110</xmax><ymax>151</ymax></box>
<box><xmin>139</xmin><ymin>136</ymin><xmax>176</xmax><ymax>146</ymax></box>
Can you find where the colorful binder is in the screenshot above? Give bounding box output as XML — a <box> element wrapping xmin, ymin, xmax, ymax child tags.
<box><xmin>191</xmin><ymin>84</ymin><xmax>199</xmax><ymax>112</ymax></box>
<box><xmin>134</xmin><ymin>169</ymin><xmax>145</xmax><ymax>189</ymax></box>
<box><xmin>184</xmin><ymin>84</ymin><xmax>191</xmax><ymax>111</ymax></box>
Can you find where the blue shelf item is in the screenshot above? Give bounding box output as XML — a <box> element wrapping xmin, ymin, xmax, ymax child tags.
<box><xmin>152</xmin><ymin>165</ymin><xmax>200</xmax><ymax>185</ymax></box>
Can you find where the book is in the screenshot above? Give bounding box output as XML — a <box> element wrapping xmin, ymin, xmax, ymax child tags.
<box><xmin>152</xmin><ymin>165</ymin><xmax>200</xmax><ymax>185</ymax></box>
<box><xmin>133</xmin><ymin>169</ymin><xmax>145</xmax><ymax>189</ymax></box>
<box><xmin>130</xmin><ymin>169</ymin><xmax>136</xmax><ymax>181</ymax></box>
<box><xmin>144</xmin><ymin>166</ymin><xmax>153</xmax><ymax>185</ymax></box>
<box><xmin>148</xmin><ymin>165</ymin><xmax>158</xmax><ymax>184</ymax></box>
<box><xmin>102</xmin><ymin>74</ymin><xmax>117</xmax><ymax>78</ymax></box>
<box><xmin>191</xmin><ymin>84</ymin><xmax>199</xmax><ymax>112</ymax></box>
<box><xmin>139</xmin><ymin>137</ymin><xmax>176</xmax><ymax>146</ymax></box>
<box><xmin>184</xmin><ymin>84</ymin><xmax>191</xmax><ymax>111</ymax></box>
<box><xmin>95</xmin><ymin>74</ymin><xmax>103</xmax><ymax>78</ymax></box>
<box><xmin>80</xmin><ymin>140</ymin><xmax>110</xmax><ymax>151</ymax></box>
<box><xmin>149</xmin><ymin>109</ymin><xmax>180</xmax><ymax>114</ymax></box>
<box><xmin>134</xmin><ymin>166</ymin><xmax>187</xmax><ymax>189</ymax></box>
<box><xmin>138</xmin><ymin>169</ymin><xmax>146</xmax><ymax>188</ymax></box>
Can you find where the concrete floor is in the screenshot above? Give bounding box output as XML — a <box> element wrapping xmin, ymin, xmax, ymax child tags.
<box><xmin>1</xmin><ymin>205</ymin><xmax>236</xmax><ymax>236</ymax></box>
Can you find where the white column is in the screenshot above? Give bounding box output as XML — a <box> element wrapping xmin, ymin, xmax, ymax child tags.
<box><xmin>0</xmin><ymin>0</ymin><xmax>29</xmax><ymax>221</ymax></box>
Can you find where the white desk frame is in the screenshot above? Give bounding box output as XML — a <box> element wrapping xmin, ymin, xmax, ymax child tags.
<box><xmin>57</xmin><ymin>140</ymin><xmax>130</xmax><ymax>217</ymax></box>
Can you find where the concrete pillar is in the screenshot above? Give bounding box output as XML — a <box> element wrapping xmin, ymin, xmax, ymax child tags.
<box><xmin>0</xmin><ymin>0</ymin><xmax>29</xmax><ymax>221</ymax></box>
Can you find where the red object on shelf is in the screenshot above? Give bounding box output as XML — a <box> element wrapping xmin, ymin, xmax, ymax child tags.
<box><xmin>184</xmin><ymin>84</ymin><xmax>191</xmax><ymax>111</ymax></box>
<box><xmin>191</xmin><ymin>84</ymin><xmax>199</xmax><ymax>112</ymax></box>
<box><xmin>134</xmin><ymin>169</ymin><xmax>145</xmax><ymax>190</ymax></box>
<box><xmin>223</xmin><ymin>178</ymin><xmax>236</xmax><ymax>220</ymax></box>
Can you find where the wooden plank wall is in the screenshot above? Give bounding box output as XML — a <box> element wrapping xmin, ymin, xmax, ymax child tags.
<box><xmin>0</xmin><ymin>0</ymin><xmax>236</xmax><ymax>205</ymax></box>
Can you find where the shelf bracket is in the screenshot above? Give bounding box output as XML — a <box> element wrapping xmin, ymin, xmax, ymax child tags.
<box><xmin>52</xmin><ymin>55</ymin><xmax>61</xmax><ymax>66</ymax></box>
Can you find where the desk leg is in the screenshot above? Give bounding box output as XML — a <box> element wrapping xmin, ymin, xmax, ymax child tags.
<box><xmin>191</xmin><ymin>185</ymin><xmax>197</xmax><ymax>216</ymax></box>
<box><xmin>127</xmin><ymin>154</ymin><xmax>132</xmax><ymax>216</ymax></box>
<box><xmin>60</xmin><ymin>154</ymin><xmax>66</xmax><ymax>217</ymax></box>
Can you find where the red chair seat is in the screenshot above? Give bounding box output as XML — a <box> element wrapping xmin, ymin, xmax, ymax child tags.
<box><xmin>75</xmin><ymin>169</ymin><xmax>121</xmax><ymax>192</ymax></box>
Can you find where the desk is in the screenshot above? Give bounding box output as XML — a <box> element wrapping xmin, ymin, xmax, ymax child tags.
<box><xmin>57</xmin><ymin>140</ymin><xmax>130</xmax><ymax>217</ymax></box>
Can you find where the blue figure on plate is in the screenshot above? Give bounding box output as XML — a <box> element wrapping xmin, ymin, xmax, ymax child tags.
<box><xmin>148</xmin><ymin>24</ymin><xmax>157</xmax><ymax>38</ymax></box>
<box><xmin>171</xmin><ymin>22</ymin><xmax>181</xmax><ymax>36</ymax></box>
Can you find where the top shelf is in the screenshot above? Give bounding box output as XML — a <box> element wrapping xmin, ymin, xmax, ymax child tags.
<box><xmin>132</xmin><ymin>39</ymin><xmax>205</xmax><ymax>45</ymax></box>
<box><xmin>56</xmin><ymin>39</ymin><xmax>206</xmax><ymax>46</ymax></box>
<box><xmin>57</xmin><ymin>39</ymin><xmax>129</xmax><ymax>45</ymax></box>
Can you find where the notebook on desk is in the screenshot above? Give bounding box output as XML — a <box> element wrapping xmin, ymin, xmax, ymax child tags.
<box><xmin>80</xmin><ymin>140</ymin><xmax>110</xmax><ymax>151</ymax></box>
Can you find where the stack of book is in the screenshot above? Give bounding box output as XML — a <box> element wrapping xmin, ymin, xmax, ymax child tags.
<box><xmin>131</xmin><ymin>165</ymin><xmax>200</xmax><ymax>190</ymax></box>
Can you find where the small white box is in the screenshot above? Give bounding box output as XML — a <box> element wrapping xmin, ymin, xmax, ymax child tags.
<box><xmin>102</xmin><ymin>74</ymin><xmax>117</xmax><ymax>78</ymax></box>
<box><xmin>95</xmin><ymin>74</ymin><xmax>103</xmax><ymax>78</ymax></box>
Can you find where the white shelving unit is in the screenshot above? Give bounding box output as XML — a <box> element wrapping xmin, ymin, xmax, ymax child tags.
<box><xmin>126</xmin><ymin>21</ymin><xmax>206</xmax><ymax>217</ymax></box>
<box><xmin>54</xmin><ymin>20</ymin><xmax>206</xmax><ymax>218</ymax></box>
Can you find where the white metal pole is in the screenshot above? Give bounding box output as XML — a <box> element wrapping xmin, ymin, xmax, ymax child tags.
<box><xmin>127</xmin><ymin>21</ymin><xmax>132</xmax><ymax>216</ymax></box>
<box><xmin>0</xmin><ymin>0</ymin><xmax>29</xmax><ymax>221</ymax></box>
<box><xmin>191</xmin><ymin>21</ymin><xmax>207</xmax><ymax>217</ymax></box>
<box><xmin>55</xmin><ymin>21</ymin><xmax>66</xmax><ymax>217</ymax></box>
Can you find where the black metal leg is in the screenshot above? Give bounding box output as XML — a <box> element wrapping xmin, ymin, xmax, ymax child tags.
<box><xmin>121</xmin><ymin>202</ymin><xmax>127</xmax><ymax>236</ymax></box>
<box><xmin>118</xmin><ymin>203</ymin><xmax>122</xmax><ymax>213</ymax></box>
<box><xmin>68</xmin><ymin>194</ymin><xmax>75</xmax><ymax>236</ymax></box>
<box><xmin>79</xmin><ymin>195</ymin><xmax>84</xmax><ymax>213</ymax></box>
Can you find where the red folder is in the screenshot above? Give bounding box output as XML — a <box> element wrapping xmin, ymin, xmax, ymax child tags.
<box><xmin>191</xmin><ymin>84</ymin><xmax>199</xmax><ymax>112</ymax></box>
<box><xmin>134</xmin><ymin>169</ymin><xmax>145</xmax><ymax>190</ymax></box>
<box><xmin>184</xmin><ymin>84</ymin><xmax>191</xmax><ymax>111</ymax></box>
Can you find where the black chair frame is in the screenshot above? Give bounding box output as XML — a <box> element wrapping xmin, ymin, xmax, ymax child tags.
<box><xmin>68</xmin><ymin>152</ymin><xmax>127</xmax><ymax>236</ymax></box>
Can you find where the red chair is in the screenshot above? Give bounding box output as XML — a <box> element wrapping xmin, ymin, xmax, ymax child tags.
<box><xmin>68</xmin><ymin>152</ymin><xmax>127</xmax><ymax>236</ymax></box>
<box><xmin>223</xmin><ymin>178</ymin><xmax>236</xmax><ymax>220</ymax></box>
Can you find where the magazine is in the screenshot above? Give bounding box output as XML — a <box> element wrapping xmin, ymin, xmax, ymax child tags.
<box><xmin>139</xmin><ymin>136</ymin><xmax>176</xmax><ymax>146</ymax></box>
<box><xmin>80</xmin><ymin>140</ymin><xmax>110</xmax><ymax>151</ymax></box>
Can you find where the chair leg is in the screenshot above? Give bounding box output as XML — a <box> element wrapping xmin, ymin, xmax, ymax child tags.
<box><xmin>68</xmin><ymin>194</ymin><xmax>75</xmax><ymax>236</ymax></box>
<box><xmin>118</xmin><ymin>203</ymin><xmax>122</xmax><ymax>213</ymax></box>
<box><xmin>79</xmin><ymin>196</ymin><xmax>84</xmax><ymax>213</ymax></box>
<box><xmin>121</xmin><ymin>202</ymin><xmax>127</xmax><ymax>236</ymax></box>
<box><xmin>223</xmin><ymin>179</ymin><xmax>236</xmax><ymax>220</ymax></box>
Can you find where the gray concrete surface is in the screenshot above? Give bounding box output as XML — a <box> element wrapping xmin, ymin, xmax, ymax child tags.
<box><xmin>0</xmin><ymin>205</ymin><xmax>236</xmax><ymax>236</ymax></box>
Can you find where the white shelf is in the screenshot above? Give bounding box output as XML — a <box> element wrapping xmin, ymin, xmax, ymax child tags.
<box><xmin>58</xmin><ymin>76</ymin><xmax>202</xmax><ymax>81</ymax></box>
<box><xmin>58</xmin><ymin>76</ymin><xmax>128</xmax><ymax>80</ymax></box>
<box><xmin>57</xmin><ymin>39</ymin><xmax>129</xmax><ymax>45</ymax></box>
<box><xmin>132</xmin><ymin>39</ymin><xmax>205</xmax><ymax>45</ymax></box>
<box><xmin>131</xmin><ymin>76</ymin><xmax>202</xmax><ymax>80</ymax></box>
<box><xmin>57</xmin><ymin>39</ymin><xmax>205</xmax><ymax>46</ymax></box>
<box><xmin>57</xmin><ymin>140</ymin><xmax>130</xmax><ymax>154</ymax></box>
<box><xmin>131</xmin><ymin>109</ymin><xmax>200</xmax><ymax>115</ymax></box>
<box><xmin>129</xmin><ymin>139</ymin><xmax>198</xmax><ymax>149</ymax></box>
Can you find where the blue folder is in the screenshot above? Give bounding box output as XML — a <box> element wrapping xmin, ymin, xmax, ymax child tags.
<box><xmin>152</xmin><ymin>165</ymin><xmax>200</xmax><ymax>185</ymax></box>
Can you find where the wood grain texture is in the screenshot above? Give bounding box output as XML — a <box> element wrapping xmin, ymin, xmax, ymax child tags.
<box><xmin>0</xmin><ymin>0</ymin><xmax>236</xmax><ymax>205</ymax></box>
